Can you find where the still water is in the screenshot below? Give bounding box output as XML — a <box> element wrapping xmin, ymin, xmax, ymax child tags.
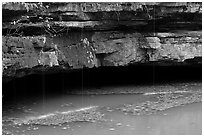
<box><xmin>2</xmin><ymin>82</ymin><xmax>202</xmax><ymax>135</ymax></box>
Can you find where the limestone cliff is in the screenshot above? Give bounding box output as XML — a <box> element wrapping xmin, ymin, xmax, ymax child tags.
<box><xmin>2</xmin><ymin>2</ymin><xmax>202</xmax><ymax>81</ymax></box>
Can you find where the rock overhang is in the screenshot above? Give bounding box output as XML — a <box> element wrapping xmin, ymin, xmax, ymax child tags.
<box><xmin>2</xmin><ymin>2</ymin><xmax>202</xmax><ymax>82</ymax></box>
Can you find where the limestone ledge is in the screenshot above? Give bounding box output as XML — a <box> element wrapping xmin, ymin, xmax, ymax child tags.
<box><xmin>2</xmin><ymin>31</ymin><xmax>202</xmax><ymax>79</ymax></box>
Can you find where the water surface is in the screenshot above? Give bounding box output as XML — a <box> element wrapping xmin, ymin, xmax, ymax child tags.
<box><xmin>2</xmin><ymin>82</ymin><xmax>202</xmax><ymax>135</ymax></box>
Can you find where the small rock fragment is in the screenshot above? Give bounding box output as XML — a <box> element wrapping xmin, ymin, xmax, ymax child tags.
<box><xmin>61</xmin><ymin>127</ymin><xmax>67</xmax><ymax>130</ymax></box>
<box><xmin>116</xmin><ymin>122</ymin><xmax>122</xmax><ymax>126</ymax></box>
<box><xmin>109</xmin><ymin>128</ymin><xmax>115</xmax><ymax>131</ymax></box>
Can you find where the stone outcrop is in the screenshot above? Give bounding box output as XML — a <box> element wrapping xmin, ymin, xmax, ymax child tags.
<box><xmin>2</xmin><ymin>2</ymin><xmax>202</xmax><ymax>81</ymax></box>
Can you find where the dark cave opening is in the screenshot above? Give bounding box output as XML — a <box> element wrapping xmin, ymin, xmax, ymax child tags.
<box><xmin>2</xmin><ymin>64</ymin><xmax>202</xmax><ymax>101</ymax></box>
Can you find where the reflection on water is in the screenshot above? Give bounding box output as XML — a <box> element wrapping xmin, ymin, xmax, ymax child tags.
<box><xmin>2</xmin><ymin>83</ymin><xmax>202</xmax><ymax>135</ymax></box>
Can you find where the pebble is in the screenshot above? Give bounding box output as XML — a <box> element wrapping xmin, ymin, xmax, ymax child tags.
<box><xmin>107</xmin><ymin>109</ymin><xmax>113</xmax><ymax>112</ymax></box>
<box><xmin>163</xmin><ymin>113</ymin><xmax>168</xmax><ymax>116</ymax></box>
<box><xmin>33</xmin><ymin>127</ymin><xmax>39</xmax><ymax>130</ymax></box>
<box><xmin>116</xmin><ymin>122</ymin><xmax>122</xmax><ymax>126</ymax></box>
<box><xmin>18</xmin><ymin>123</ymin><xmax>22</xmax><ymax>126</ymax></box>
<box><xmin>109</xmin><ymin>128</ymin><xmax>115</xmax><ymax>131</ymax></box>
<box><xmin>61</xmin><ymin>127</ymin><xmax>67</xmax><ymax>130</ymax></box>
<box><xmin>133</xmin><ymin>108</ymin><xmax>140</xmax><ymax>111</ymax></box>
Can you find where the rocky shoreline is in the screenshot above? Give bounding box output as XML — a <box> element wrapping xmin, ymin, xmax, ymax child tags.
<box><xmin>116</xmin><ymin>91</ymin><xmax>201</xmax><ymax>115</ymax></box>
<box><xmin>13</xmin><ymin>106</ymin><xmax>104</xmax><ymax>126</ymax></box>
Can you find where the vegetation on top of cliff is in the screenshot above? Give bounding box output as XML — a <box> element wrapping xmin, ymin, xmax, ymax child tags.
<box><xmin>2</xmin><ymin>2</ymin><xmax>46</xmax><ymax>12</ymax></box>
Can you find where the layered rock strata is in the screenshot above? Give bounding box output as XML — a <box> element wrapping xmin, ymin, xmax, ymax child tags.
<box><xmin>2</xmin><ymin>2</ymin><xmax>202</xmax><ymax>80</ymax></box>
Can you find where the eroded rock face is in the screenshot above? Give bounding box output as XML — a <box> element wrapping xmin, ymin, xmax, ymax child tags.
<box><xmin>2</xmin><ymin>2</ymin><xmax>202</xmax><ymax>81</ymax></box>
